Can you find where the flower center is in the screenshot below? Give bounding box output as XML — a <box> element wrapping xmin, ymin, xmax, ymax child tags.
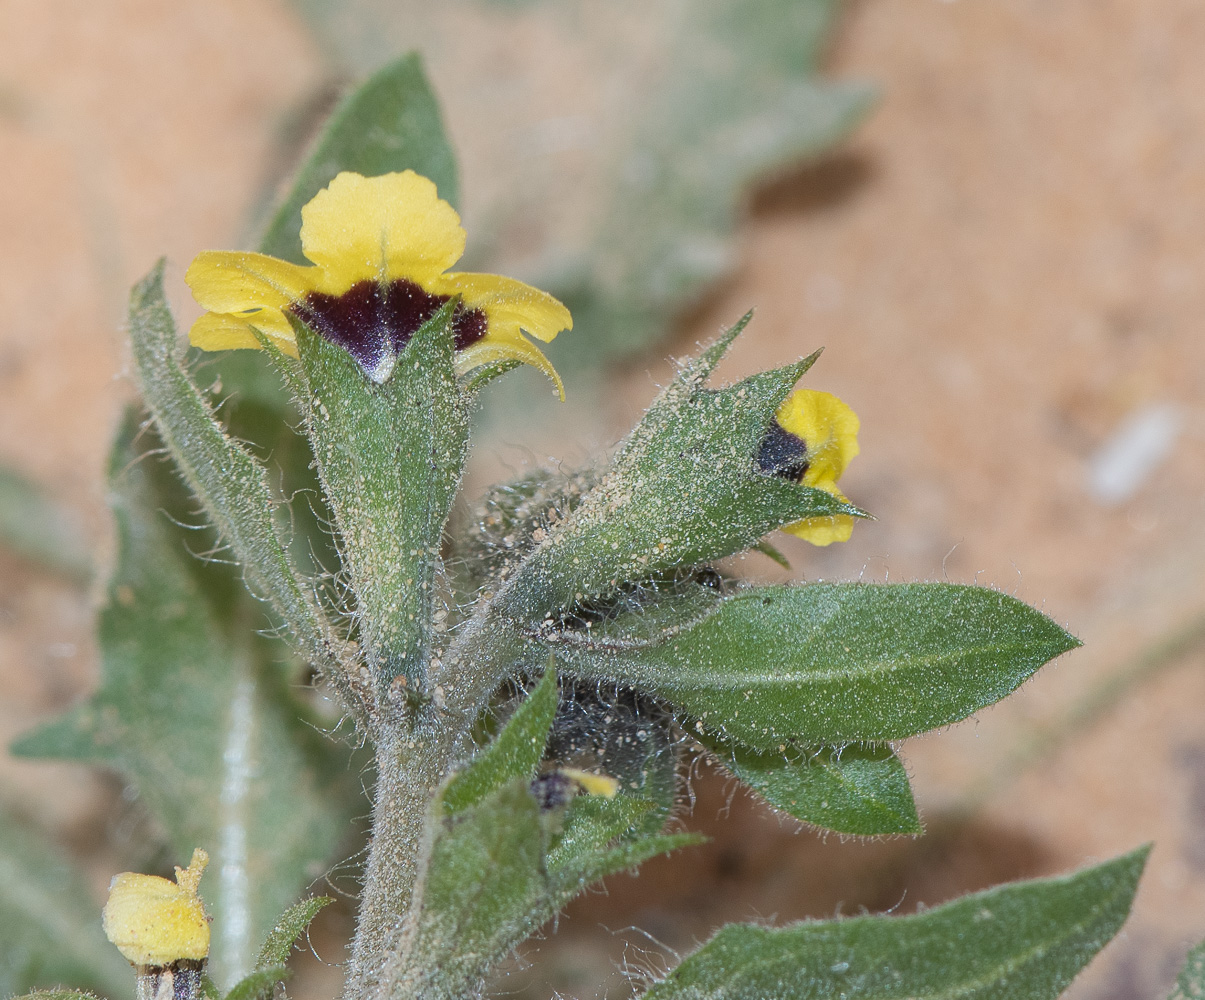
<box><xmin>291</xmin><ymin>279</ymin><xmax>488</xmax><ymax>379</ymax></box>
<box><xmin>757</xmin><ymin>421</ymin><xmax>811</xmax><ymax>481</ymax></box>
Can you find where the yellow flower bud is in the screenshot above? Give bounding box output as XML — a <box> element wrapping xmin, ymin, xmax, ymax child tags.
<box><xmin>102</xmin><ymin>848</ymin><xmax>210</xmax><ymax>966</ymax></box>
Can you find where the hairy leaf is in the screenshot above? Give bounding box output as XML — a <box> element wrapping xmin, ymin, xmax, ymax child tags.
<box><xmin>0</xmin><ymin>808</ymin><xmax>129</xmax><ymax>1000</ymax></box>
<box><xmin>128</xmin><ymin>262</ymin><xmax>334</xmax><ymax>681</ymax></box>
<box><xmin>0</xmin><ymin>465</ymin><xmax>91</xmax><ymax>583</ymax></box>
<box><xmin>292</xmin><ymin>305</ymin><xmax>470</xmax><ymax>692</ymax></box>
<box><xmin>545</xmin><ymin>793</ymin><xmax>658</xmax><ymax>874</ymax></box>
<box><xmin>700</xmin><ymin>735</ymin><xmax>920</xmax><ymax>836</ymax></box>
<box><xmin>1171</xmin><ymin>940</ymin><xmax>1205</xmax><ymax>1000</ymax></box>
<box><xmin>500</xmin><ymin>321</ymin><xmax>862</xmax><ymax>622</ymax></box>
<box><xmin>443</xmin><ymin>667</ymin><xmax>558</xmax><ymax>814</ymax></box>
<box><xmin>258</xmin><ymin>52</ymin><xmax>458</xmax><ymax>264</ymax></box>
<box><xmin>255</xmin><ymin>896</ymin><xmax>333</xmax><ymax>968</ymax></box>
<box><xmin>552</xmin><ymin>583</ymin><xmax>1078</xmax><ymax>748</ymax></box>
<box><xmin>12</xmin><ymin>414</ymin><xmax>353</xmax><ymax>988</ymax></box>
<box><xmin>393</xmin><ymin>782</ymin><xmax>546</xmax><ymax>1000</ymax></box>
<box><xmin>391</xmin><ymin>780</ymin><xmax>697</xmax><ymax>1000</ymax></box>
<box><xmin>644</xmin><ymin>846</ymin><xmax>1149</xmax><ymax>1000</ymax></box>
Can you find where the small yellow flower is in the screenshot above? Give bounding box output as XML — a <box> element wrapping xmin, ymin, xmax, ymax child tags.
<box><xmin>186</xmin><ymin>171</ymin><xmax>572</xmax><ymax>394</ymax></box>
<box><xmin>758</xmin><ymin>389</ymin><xmax>860</xmax><ymax>546</ymax></box>
<box><xmin>102</xmin><ymin>848</ymin><xmax>210</xmax><ymax>966</ymax></box>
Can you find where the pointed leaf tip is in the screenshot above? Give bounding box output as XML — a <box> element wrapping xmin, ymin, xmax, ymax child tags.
<box><xmin>644</xmin><ymin>845</ymin><xmax>1148</xmax><ymax>1000</ymax></box>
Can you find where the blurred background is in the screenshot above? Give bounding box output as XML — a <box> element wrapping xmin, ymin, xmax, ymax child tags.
<box><xmin>2</xmin><ymin>1</ymin><xmax>1204</xmax><ymax>997</ymax></box>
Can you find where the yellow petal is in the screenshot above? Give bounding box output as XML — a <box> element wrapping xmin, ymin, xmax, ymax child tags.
<box><xmin>457</xmin><ymin>336</ymin><xmax>565</xmax><ymax>401</ymax></box>
<box><xmin>189</xmin><ymin>311</ymin><xmax>299</xmax><ymax>357</ymax></box>
<box><xmin>782</xmin><ymin>479</ymin><xmax>856</xmax><ymax>546</ymax></box>
<box><xmin>430</xmin><ymin>271</ymin><xmax>573</xmax><ymax>344</ymax></box>
<box><xmin>185</xmin><ymin>251</ymin><xmax>316</xmax><ymax>314</ymax></box>
<box><xmin>775</xmin><ymin>389</ymin><xmax>860</xmax><ymax>487</ymax></box>
<box><xmin>560</xmin><ymin>768</ymin><xmax>619</xmax><ymax>798</ymax></box>
<box><xmin>300</xmin><ymin>171</ymin><xmax>465</xmax><ymax>289</ymax></box>
<box><xmin>102</xmin><ymin>849</ymin><xmax>210</xmax><ymax>966</ymax></box>
<box><xmin>782</xmin><ymin>514</ymin><xmax>855</xmax><ymax>546</ymax></box>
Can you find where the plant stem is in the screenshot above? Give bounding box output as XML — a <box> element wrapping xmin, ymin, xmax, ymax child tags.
<box><xmin>346</xmin><ymin>607</ymin><xmax>529</xmax><ymax>999</ymax></box>
<box><xmin>345</xmin><ymin>729</ymin><xmax>450</xmax><ymax>1000</ymax></box>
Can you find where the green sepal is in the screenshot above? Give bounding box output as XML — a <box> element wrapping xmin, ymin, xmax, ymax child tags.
<box><xmin>1171</xmin><ymin>939</ymin><xmax>1205</xmax><ymax>1000</ymax></box>
<box><xmin>258</xmin><ymin>52</ymin><xmax>458</xmax><ymax>264</ymax></box>
<box><xmin>699</xmin><ymin>734</ymin><xmax>920</xmax><ymax>836</ymax></box>
<box><xmin>459</xmin><ymin>358</ymin><xmax>520</xmax><ymax>397</ymax></box>
<box><xmin>643</xmin><ymin>846</ymin><xmax>1149</xmax><ymax>1000</ymax></box>
<box><xmin>546</xmin><ymin>792</ymin><xmax>702</xmax><ymax>897</ymax></box>
<box><xmin>550</xmin><ymin>583</ymin><xmax>1079</xmax><ymax>748</ymax></box>
<box><xmin>127</xmin><ymin>262</ymin><xmax>332</xmax><ymax>677</ymax></box>
<box><xmin>447</xmin><ymin>466</ymin><xmax>598</xmax><ymax>607</ymax></box>
<box><xmin>545</xmin><ymin>793</ymin><xmax>659</xmax><ymax>873</ymax></box>
<box><xmin>291</xmin><ymin>303</ymin><xmax>470</xmax><ymax>694</ymax></box>
<box><xmin>443</xmin><ymin>667</ymin><xmax>558</xmax><ymax>814</ymax></box>
<box><xmin>751</xmin><ymin>538</ymin><xmax>790</xmax><ymax>570</ymax></box>
<box><xmin>499</xmin><ymin>319</ymin><xmax>864</xmax><ymax>622</ymax></box>
<box><xmin>255</xmin><ymin>896</ymin><xmax>333</xmax><ymax>968</ymax></box>
<box><xmin>222</xmin><ymin>968</ymin><xmax>288</xmax><ymax>1000</ymax></box>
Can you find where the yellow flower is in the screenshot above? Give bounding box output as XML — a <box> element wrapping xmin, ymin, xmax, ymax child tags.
<box><xmin>102</xmin><ymin>848</ymin><xmax>210</xmax><ymax>966</ymax></box>
<box><xmin>758</xmin><ymin>389</ymin><xmax>860</xmax><ymax>545</ymax></box>
<box><xmin>186</xmin><ymin>171</ymin><xmax>572</xmax><ymax>394</ymax></box>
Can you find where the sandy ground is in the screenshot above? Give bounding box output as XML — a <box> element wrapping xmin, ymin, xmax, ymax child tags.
<box><xmin>2</xmin><ymin>1</ymin><xmax>1204</xmax><ymax>998</ymax></box>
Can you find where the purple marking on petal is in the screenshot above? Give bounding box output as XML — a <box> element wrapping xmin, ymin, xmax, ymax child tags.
<box><xmin>292</xmin><ymin>279</ymin><xmax>488</xmax><ymax>379</ymax></box>
<box><xmin>757</xmin><ymin>421</ymin><xmax>810</xmax><ymax>482</ymax></box>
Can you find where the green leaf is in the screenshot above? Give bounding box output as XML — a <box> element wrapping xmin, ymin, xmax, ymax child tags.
<box><xmin>127</xmin><ymin>263</ymin><xmax>337</xmax><ymax>686</ymax></box>
<box><xmin>552</xmin><ymin>583</ymin><xmax>1079</xmax><ymax>748</ymax></box>
<box><xmin>546</xmin><ymin>794</ymin><xmax>702</xmax><ymax>898</ymax></box>
<box><xmin>291</xmin><ymin>304</ymin><xmax>470</xmax><ymax>692</ymax></box>
<box><xmin>289</xmin><ymin>0</ymin><xmax>870</xmax><ymax>360</ymax></box>
<box><xmin>397</xmin><ymin>781</ymin><xmax>549</xmax><ymax>1000</ymax></box>
<box><xmin>500</xmin><ymin>322</ymin><xmax>862</xmax><ymax>622</ymax></box>
<box><xmin>258</xmin><ymin>52</ymin><xmax>458</xmax><ymax>265</ymax></box>
<box><xmin>545</xmin><ymin>793</ymin><xmax>658</xmax><ymax>873</ymax></box>
<box><xmin>12</xmin><ymin>413</ymin><xmax>354</xmax><ymax>988</ymax></box>
<box><xmin>701</xmin><ymin>735</ymin><xmax>920</xmax><ymax>836</ymax></box>
<box><xmin>222</xmin><ymin>968</ymin><xmax>288</xmax><ymax>1000</ymax></box>
<box><xmin>443</xmin><ymin>668</ymin><xmax>558</xmax><ymax>814</ymax></box>
<box><xmin>0</xmin><ymin>466</ymin><xmax>91</xmax><ymax>583</ymax></box>
<box><xmin>1170</xmin><ymin>940</ymin><xmax>1205</xmax><ymax>1000</ymax></box>
<box><xmin>255</xmin><ymin>896</ymin><xmax>333</xmax><ymax>969</ymax></box>
<box><xmin>396</xmin><ymin>780</ymin><xmax>697</xmax><ymax>1000</ymax></box>
<box><xmin>0</xmin><ymin>808</ymin><xmax>129</xmax><ymax>1000</ymax></box>
<box><xmin>643</xmin><ymin>845</ymin><xmax>1149</xmax><ymax>1000</ymax></box>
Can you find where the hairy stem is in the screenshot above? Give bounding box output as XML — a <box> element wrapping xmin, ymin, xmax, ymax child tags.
<box><xmin>346</xmin><ymin>729</ymin><xmax>451</xmax><ymax>1000</ymax></box>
